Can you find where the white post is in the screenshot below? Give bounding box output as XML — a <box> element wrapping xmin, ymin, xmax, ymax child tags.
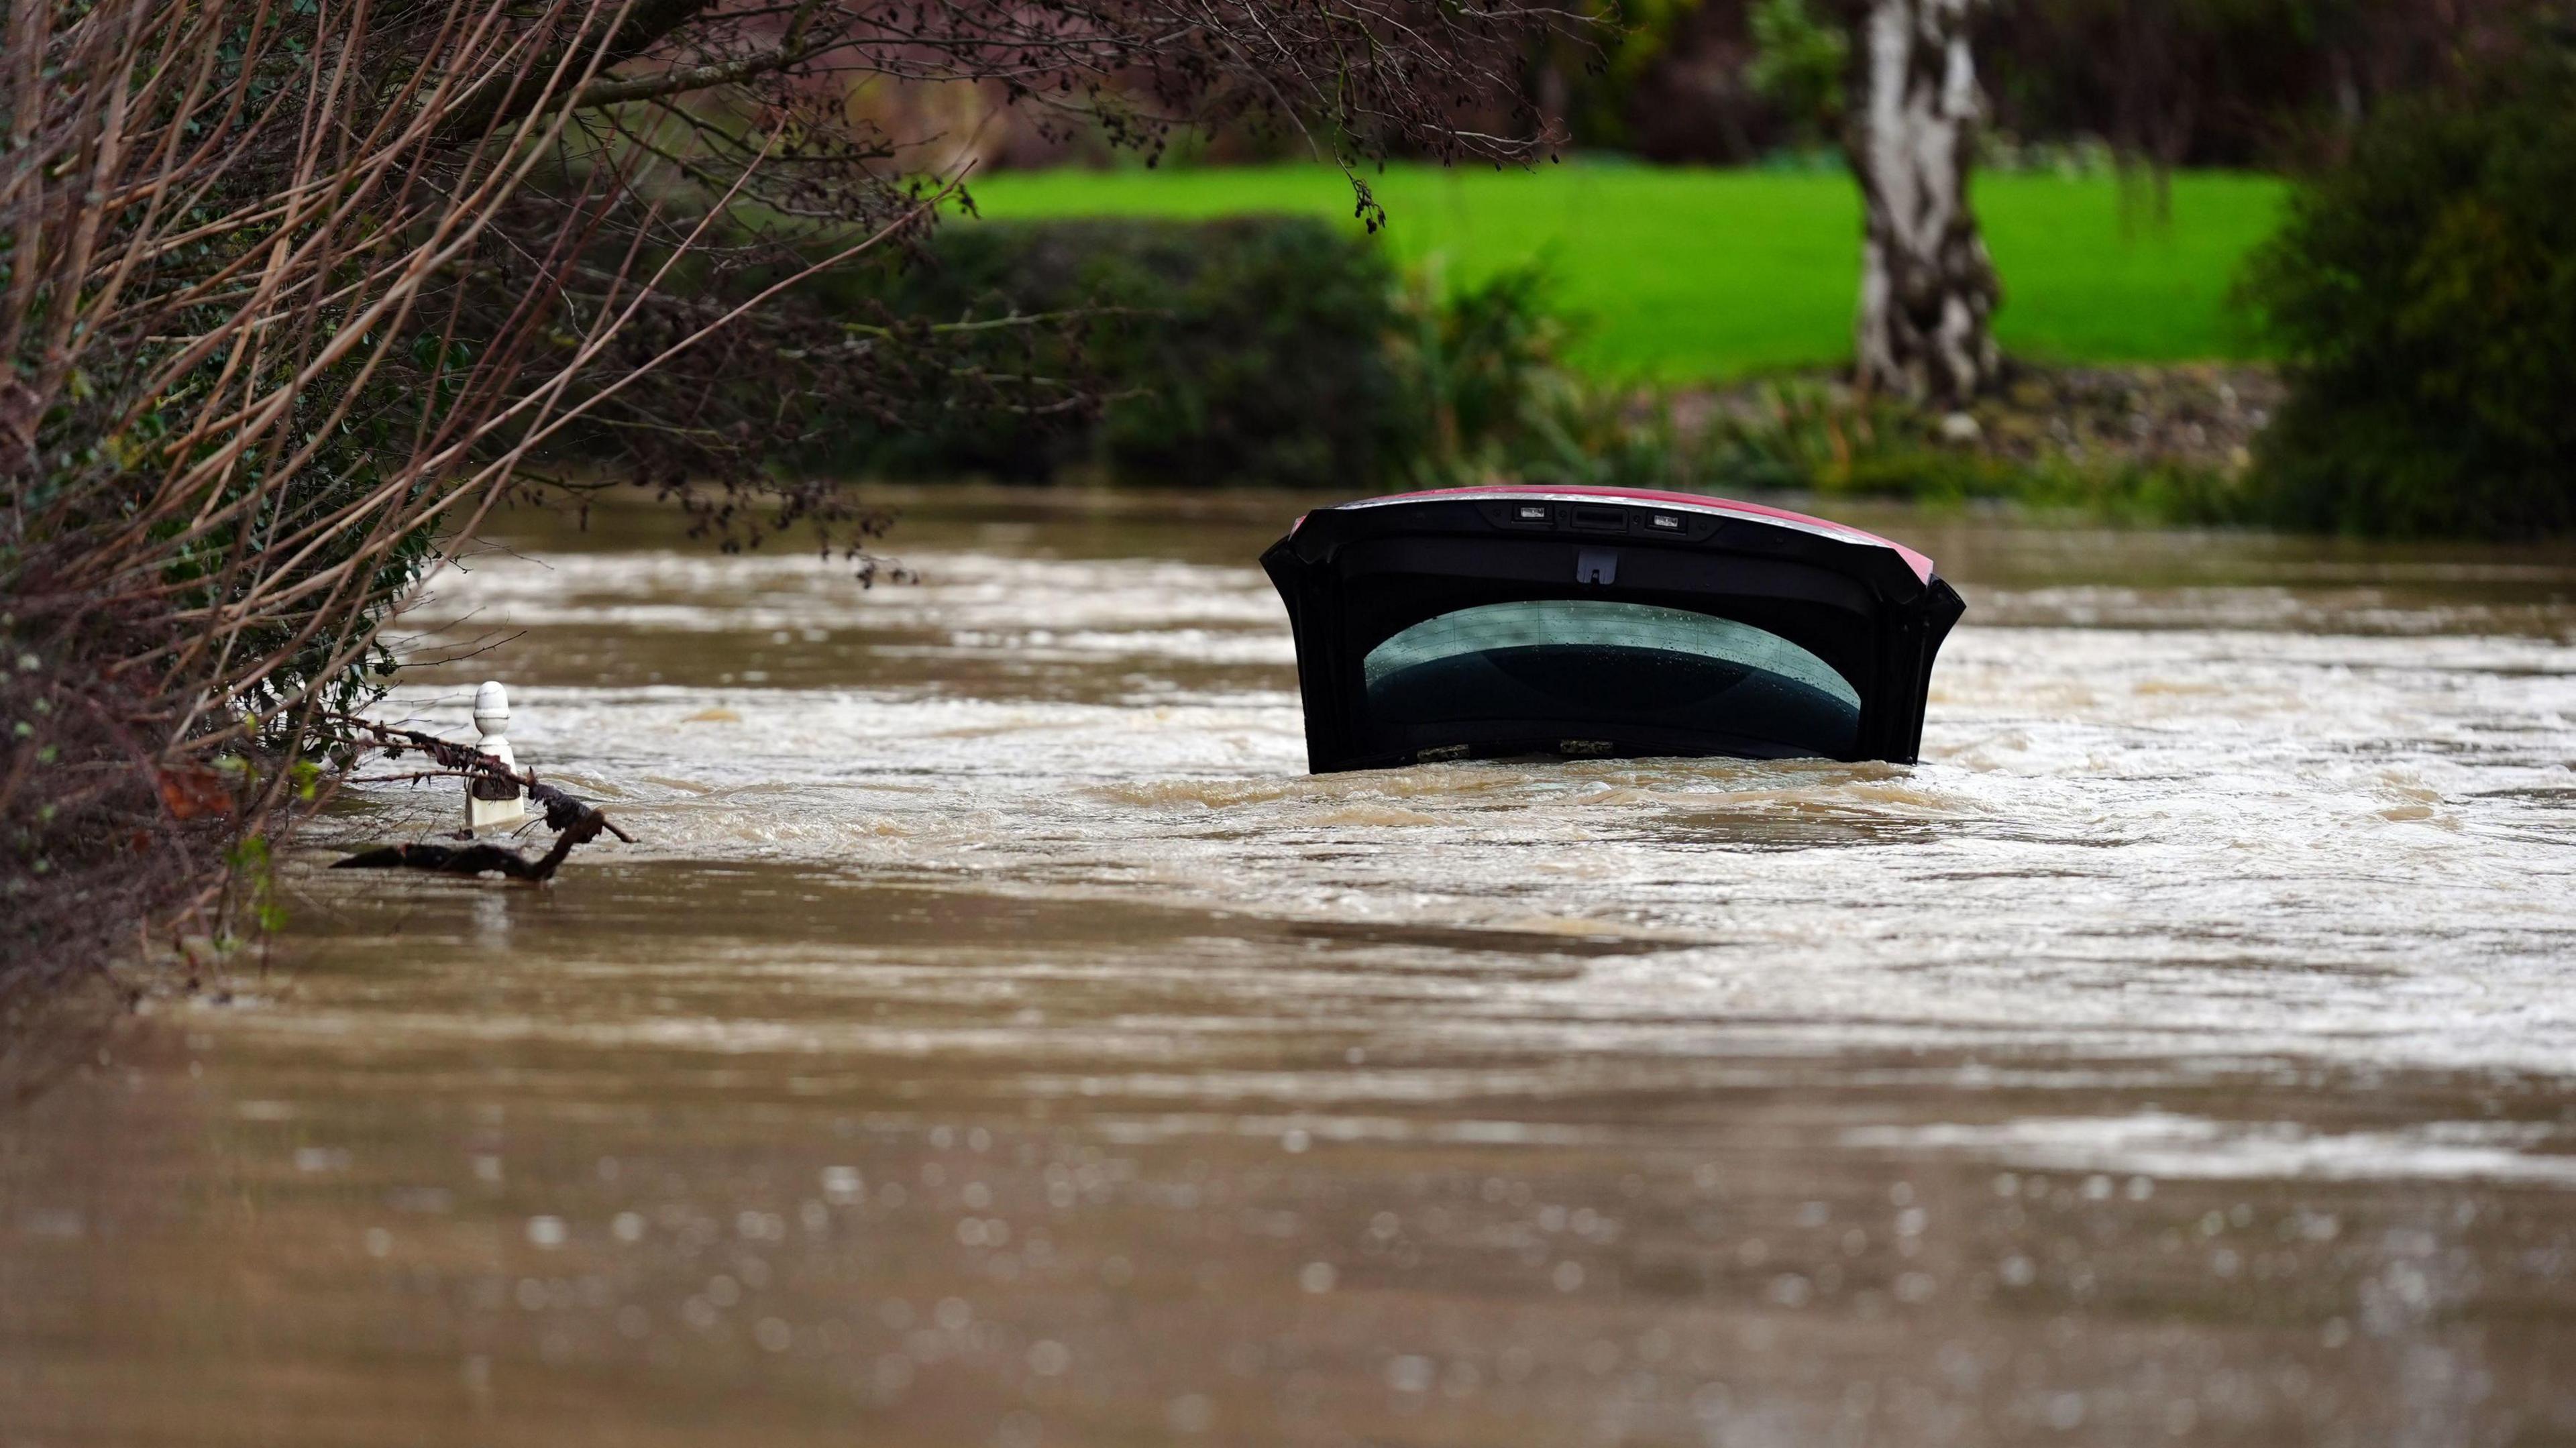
<box><xmin>464</xmin><ymin>680</ymin><xmax>527</xmax><ymax>834</ymax></box>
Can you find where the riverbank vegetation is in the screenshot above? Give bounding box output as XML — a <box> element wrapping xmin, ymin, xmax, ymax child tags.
<box><xmin>749</xmin><ymin>210</ymin><xmax>2269</xmax><ymax>518</ymax></box>
<box><xmin>890</xmin><ymin>21</ymin><xmax>2576</xmax><ymax>541</ymax></box>
<box><xmin>0</xmin><ymin>0</ymin><xmax>1568</xmax><ymax>1009</ymax></box>
<box><xmin>2</xmin><ymin>0</ymin><xmax>713</xmax><ymax>1012</ymax></box>
<box><xmin>2240</xmin><ymin>39</ymin><xmax>2576</xmax><ymax>539</ymax></box>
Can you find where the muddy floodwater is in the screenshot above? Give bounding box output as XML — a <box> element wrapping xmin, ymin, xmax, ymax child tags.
<box><xmin>7</xmin><ymin>489</ymin><xmax>2576</xmax><ymax>1447</ymax></box>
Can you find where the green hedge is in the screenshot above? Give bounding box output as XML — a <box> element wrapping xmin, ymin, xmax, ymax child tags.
<box><xmin>806</xmin><ymin>215</ymin><xmax>1421</xmax><ymax>490</ymax></box>
<box><xmin>2241</xmin><ymin>44</ymin><xmax>2576</xmax><ymax>539</ymax></box>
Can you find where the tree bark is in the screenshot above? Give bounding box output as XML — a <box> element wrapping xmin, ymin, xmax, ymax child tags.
<box><xmin>1844</xmin><ymin>0</ymin><xmax>2000</xmax><ymax>404</ymax></box>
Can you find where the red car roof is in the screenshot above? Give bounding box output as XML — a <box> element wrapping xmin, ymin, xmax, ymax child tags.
<box><xmin>1309</xmin><ymin>485</ymin><xmax>1935</xmax><ymax>584</ymax></box>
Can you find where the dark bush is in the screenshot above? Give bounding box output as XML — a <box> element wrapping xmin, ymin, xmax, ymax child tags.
<box><xmin>808</xmin><ymin>215</ymin><xmax>1420</xmax><ymax>490</ymax></box>
<box><xmin>2240</xmin><ymin>41</ymin><xmax>2576</xmax><ymax>538</ymax></box>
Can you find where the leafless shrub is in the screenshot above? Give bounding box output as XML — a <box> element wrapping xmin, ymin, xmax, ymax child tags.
<box><xmin>1</xmin><ymin>0</ymin><xmax>1576</xmax><ymax>1010</ymax></box>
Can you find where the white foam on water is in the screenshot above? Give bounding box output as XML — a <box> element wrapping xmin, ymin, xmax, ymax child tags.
<box><xmin>1841</xmin><ymin>1113</ymin><xmax>2576</xmax><ymax>1185</ymax></box>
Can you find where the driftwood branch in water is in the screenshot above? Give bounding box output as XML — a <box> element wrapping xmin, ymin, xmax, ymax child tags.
<box><xmin>327</xmin><ymin>714</ymin><xmax>631</xmax><ymax>881</ymax></box>
<box><xmin>332</xmin><ymin>810</ymin><xmax>610</xmax><ymax>881</ymax></box>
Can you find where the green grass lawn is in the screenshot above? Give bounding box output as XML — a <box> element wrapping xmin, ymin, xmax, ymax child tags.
<box><xmin>965</xmin><ymin>160</ymin><xmax>2287</xmax><ymax>382</ymax></box>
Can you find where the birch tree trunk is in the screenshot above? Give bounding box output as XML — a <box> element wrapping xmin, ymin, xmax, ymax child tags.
<box><xmin>1845</xmin><ymin>0</ymin><xmax>2000</xmax><ymax>403</ymax></box>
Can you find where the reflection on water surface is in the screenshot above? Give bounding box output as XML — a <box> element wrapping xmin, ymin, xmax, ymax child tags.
<box><xmin>4</xmin><ymin>489</ymin><xmax>2574</xmax><ymax>1446</ymax></box>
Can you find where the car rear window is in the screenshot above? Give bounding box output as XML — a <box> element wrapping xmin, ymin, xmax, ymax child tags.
<box><xmin>1361</xmin><ymin>600</ymin><xmax>1862</xmax><ymax>758</ymax></box>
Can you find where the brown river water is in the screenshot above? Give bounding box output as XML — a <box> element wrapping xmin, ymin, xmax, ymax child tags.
<box><xmin>6</xmin><ymin>488</ymin><xmax>2576</xmax><ymax>1447</ymax></box>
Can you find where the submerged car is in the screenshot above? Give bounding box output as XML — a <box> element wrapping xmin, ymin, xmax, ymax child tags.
<box><xmin>1261</xmin><ymin>486</ymin><xmax>1964</xmax><ymax>773</ymax></box>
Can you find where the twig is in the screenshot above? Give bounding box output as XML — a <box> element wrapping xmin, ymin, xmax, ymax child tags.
<box><xmin>331</xmin><ymin>712</ymin><xmax>637</xmax><ymax>844</ymax></box>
